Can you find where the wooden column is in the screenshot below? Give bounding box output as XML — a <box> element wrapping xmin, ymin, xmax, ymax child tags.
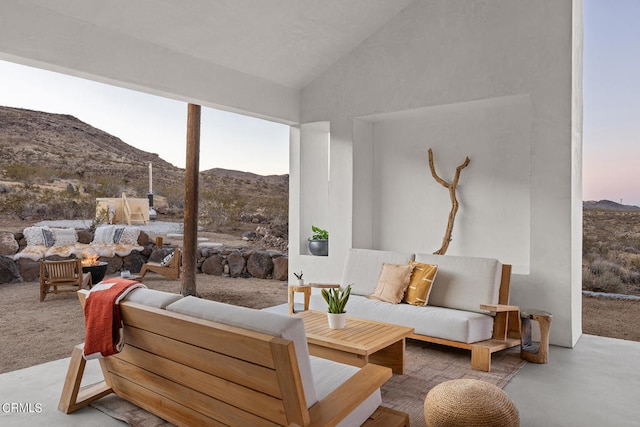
<box><xmin>181</xmin><ymin>104</ymin><xmax>200</xmax><ymax>296</ymax></box>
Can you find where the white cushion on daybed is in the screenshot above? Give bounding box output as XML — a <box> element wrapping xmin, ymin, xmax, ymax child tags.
<box><xmin>310</xmin><ymin>355</ymin><xmax>382</xmax><ymax>427</ymax></box>
<box><xmin>308</xmin><ymin>294</ymin><xmax>494</xmax><ymax>343</ymax></box>
<box><xmin>165</xmin><ymin>297</ymin><xmax>318</xmax><ymax>408</ymax></box>
<box><xmin>415</xmin><ymin>253</ymin><xmax>502</xmax><ymax>314</ymax></box>
<box><xmin>124</xmin><ymin>288</ymin><xmax>183</xmax><ymax>309</ymax></box>
<box><xmin>341</xmin><ymin>249</ymin><xmax>415</xmax><ymax>296</ymax></box>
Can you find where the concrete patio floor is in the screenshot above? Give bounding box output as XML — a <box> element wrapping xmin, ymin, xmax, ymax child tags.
<box><xmin>1</xmin><ymin>334</ymin><xmax>638</xmax><ymax>426</ymax></box>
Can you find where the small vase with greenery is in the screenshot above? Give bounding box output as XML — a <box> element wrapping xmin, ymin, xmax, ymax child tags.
<box><xmin>308</xmin><ymin>225</ymin><xmax>329</xmax><ymax>256</ymax></box>
<box><xmin>293</xmin><ymin>271</ymin><xmax>304</xmax><ymax>286</ymax></box>
<box><xmin>322</xmin><ymin>284</ymin><xmax>352</xmax><ymax>329</ymax></box>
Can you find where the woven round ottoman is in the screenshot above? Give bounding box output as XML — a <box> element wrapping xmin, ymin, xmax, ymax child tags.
<box><xmin>424</xmin><ymin>379</ymin><xmax>519</xmax><ymax>426</ymax></box>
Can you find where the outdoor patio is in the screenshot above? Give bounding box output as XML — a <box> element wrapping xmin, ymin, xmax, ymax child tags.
<box><xmin>1</xmin><ymin>333</ymin><xmax>638</xmax><ymax>426</ymax></box>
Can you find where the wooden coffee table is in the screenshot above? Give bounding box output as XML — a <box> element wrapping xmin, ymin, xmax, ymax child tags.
<box><xmin>296</xmin><ymin>310</ymin><xmax>414</xmax><ymax>374</ymax></box>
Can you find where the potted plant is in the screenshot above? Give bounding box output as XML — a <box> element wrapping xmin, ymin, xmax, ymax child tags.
<box><xmin>308</xmin><ymin>225</ymin><xmax>329</xmax><ymax>256</ymax></box>
<box><xmin>293</xmin><ymin>271</ymin><xmax>304</xmax><ymax>286</ymax></box>
<box><xmin>321</xmin><ymin>284</ymin><xmax>352</xmax><ymax>329</ymax></box>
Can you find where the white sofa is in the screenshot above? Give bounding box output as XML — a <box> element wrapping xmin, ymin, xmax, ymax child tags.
<box><xmin>304</xmin><ymin>249</ymin><xmax>520</xmax><ymax>371</ymax></box>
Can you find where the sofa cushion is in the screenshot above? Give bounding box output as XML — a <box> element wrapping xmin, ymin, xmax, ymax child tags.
<box><xmin>369</xmin><ymin>263</ymin><xmax>413</xmax><ymax>304</ymax></box>
<box><xmin>119</xmin><ymin>227</ymin><xmax>140</xmax><ymax>245</ymax></box>
<box><xmin>165</xmin><ymin>297</ymin><xmax>318</xmax><ymax>407</ymax></box>
<box><xmin>342</xmin><ymin>249</ymin><xmax>415</xmax><ymax>296</ymax></box>
<box><xmin>124</xmin><ymin>288</ymin><xmax>183</xmax><ymax>309</ymax></box>
<box><xmin>414</xmin><ymin>254</ymin><xmax>502</xmax><ymax>314</ymax></box>
<box><xmin>404</xmin><ymin>261</ymin><xmax>438</xmax><ymax>306</ymax></box>
<box><xmin>52</xmin><ymin>228</ymin><xmax>77</xmax><ymax>247</ymax></box>
<box><xmin>23</xmin><ymin>226</ymin><xmax>48</xmax><ymax>246</ymax></box>
<box><xmin>310</xmin><ymin>355</ymin><xmax>382</xmax><ymax>427</ymax></box>
<box><xmin>309</xmin><ymin>294</ymin><xmax>494</xmax><ymax>343</ymax></box>
<box><xmin>93</xmin><ymin>225</ymin><xmax>116</xmax><ymax>244</ymax></box>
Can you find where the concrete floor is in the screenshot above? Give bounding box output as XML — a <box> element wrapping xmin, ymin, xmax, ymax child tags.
<box><xmin>1</xmin><ymin>334</ymin><xmax>638</xmax><ymax>426</ymax></box>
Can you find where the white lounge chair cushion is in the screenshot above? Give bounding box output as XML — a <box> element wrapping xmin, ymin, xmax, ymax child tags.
<box><xmin>310</xmin><ymin>355</ymin><xmax>382</xmax><ymax>427</ymax></box>
<box><xmin>124</xmin><ymin>288</ymin><xmax>183</xmax><ymax>309</ymax></box>
<box><xmin>165</xmin><ymin>297</ymin><xmax>318</xmax><ymax>407</ymax></box>
<box><xmin>341</xmin><ymin>249</ymin><xmax>415</xmax><ymax>296</ymax></box>
<box><xmin>415</xmin><ymin>253</ymin><xmax>502</xmax><ymax>314</ymax></box>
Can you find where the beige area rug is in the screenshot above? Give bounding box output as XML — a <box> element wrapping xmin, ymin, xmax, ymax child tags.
<box><xmin>91</xmin><ymin>340</ymin><xmax>525</xmax><ymax>426</ymax></box>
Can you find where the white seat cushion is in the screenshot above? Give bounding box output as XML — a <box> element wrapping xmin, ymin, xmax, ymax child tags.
<box><xmin>165</xmin><ymin>297</ymin><xmax>318</xmax><ymax>407</ymax></box>
<box><xmin>124</xmin><ymin>288</ymin><xmax>183</xmax><ymax>309</ymax></box>
<box><xmin>310</xmin><ymin>356</ymin><xmax>382</xmax><ymax>427</ymax></box>
<box><xmin>309</xmin><ymin>294</ymin><xmax>494</xmax><ymax>343</ymax></box>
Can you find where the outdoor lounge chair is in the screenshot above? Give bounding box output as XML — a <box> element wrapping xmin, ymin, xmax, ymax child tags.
<box><xmin>139</xmin><ymin>247</ymin><xmax>181</xmax><ymax>280</ymax></box>
<box><xmin>39</xmin><ymin>259</ymin><xmax>92</xmax><ymax>302</ymax></box>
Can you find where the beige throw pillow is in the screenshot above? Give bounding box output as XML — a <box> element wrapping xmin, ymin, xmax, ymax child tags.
<box><xmin>404</xmin><ymin>261</ymin><xmax>438</xmax><ymax>306</ymax></box>
<box><xmin>369</xmin><ymin>263</ymin><xmax>414</xmax><ymax>304</ymax></box>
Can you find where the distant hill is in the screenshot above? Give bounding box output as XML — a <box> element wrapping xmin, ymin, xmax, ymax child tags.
<box><xmin>583</xmin><ymin>200</ymin><xmax>640</xmax><ymax>212</ymax></box>
<box><xmin>0</xmin><ymin>105</ymin><xmax>287</xmax><ymax>188</ymax></box>
<box><xmin>0</xmin><ymin>105</ymin><xmax>288</xmax><ymax>226</ymax></box>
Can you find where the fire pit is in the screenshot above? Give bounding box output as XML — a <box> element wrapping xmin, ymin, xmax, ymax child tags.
<box><xmin>81</xmin><ymin>254</ymin><xmax>108</xmax><ymax>284</ymax></box>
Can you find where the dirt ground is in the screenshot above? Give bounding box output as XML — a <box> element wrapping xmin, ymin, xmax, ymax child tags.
<box><xmin>1</xmin><ymin>273</ymin><xmax>638</xmax><ymax>373</ymax></box>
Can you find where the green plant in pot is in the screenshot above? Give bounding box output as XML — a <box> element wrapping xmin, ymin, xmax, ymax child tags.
<box><xmin>308</xmin><ymin>225</ymin><xmax>329</xmax><ymax>256</ymax></box>
<box><xmin>321</xmin><ymin>284</ymin><xmax>351</xmax><ymax>329</ymax></box>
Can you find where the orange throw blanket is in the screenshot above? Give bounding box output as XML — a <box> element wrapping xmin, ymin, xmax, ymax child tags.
<box><xmin>83</xmin><ymin>278</ymin><xmax>146</xmax><ymax>360</ymax></box>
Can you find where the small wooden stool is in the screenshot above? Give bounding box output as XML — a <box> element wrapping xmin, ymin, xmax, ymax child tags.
<box><xmin>288</xmin><ymin>284</ymin><xmax>311</xmax><ymax>315</ymax></box>
<box><xmin>520</xmin><ymin>309</ymin><xmax>552</xmax><ymax>364</ymax></box>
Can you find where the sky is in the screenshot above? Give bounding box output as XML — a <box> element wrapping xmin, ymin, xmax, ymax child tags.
<box><xmin>0</xmin><ymin>1</ymin><xmax>638</xmax><ymax>199</ymax></box>
<box><xmin>583</xmin><ymin>0</ymin><xmax>640</xmax><ymax>206</ymax></box>
<box><xmin>0</xmin><ymin>61</ymin><xmax>289</xmax><ymax>176</ymax></box>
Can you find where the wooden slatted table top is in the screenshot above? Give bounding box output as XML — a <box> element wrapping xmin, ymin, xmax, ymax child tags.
<box><xmin>296</xmin><ymin>310</ymin><xmax>414</xmax><ymax>356</ymax></box>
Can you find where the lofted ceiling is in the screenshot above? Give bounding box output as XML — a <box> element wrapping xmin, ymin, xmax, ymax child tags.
<box><xmin>5</xmin><ymin>0</ymin><xmax>415</xmax><ymax>90</ymax></box>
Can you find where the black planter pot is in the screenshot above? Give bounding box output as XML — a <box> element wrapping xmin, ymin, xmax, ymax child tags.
<box><xmin>308</xmin><ymin>239</ymin><xmax>328</xmax><ymax>256</ymax></box>
<box><xmin>82</xmin><ymin>262</ymin><xmax>108</xmax><ymax>284</ymax></box>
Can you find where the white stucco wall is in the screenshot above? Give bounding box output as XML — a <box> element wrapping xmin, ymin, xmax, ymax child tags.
<box><xmin>292</xmin><ymin>0</ymin><xmax>582</xmax><ymax>347</ymax></box>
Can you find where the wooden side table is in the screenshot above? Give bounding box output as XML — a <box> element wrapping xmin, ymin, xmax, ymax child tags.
<box><xmin>288</xmin><ymin>285</ymin><xmax>311</xmax><ymax>315</ymax></box>
<box><xmin>520</xmin><ymin>309</ymin><xmax>552</xmax><ymax>364</ymax></box>
<box><xmin>288</xmin><ymin>283</ymin><xmax>341</xmax><ymax>315</ymax></box>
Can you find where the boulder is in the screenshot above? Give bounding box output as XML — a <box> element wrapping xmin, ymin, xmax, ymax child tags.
<box><xmin>247</xmin><ymin>251</ymin><xmax>274</xmax><ymax>279</ymax></box>
<box><xmin>76</xmin><ymin>229</ymin><xmax>92</xmax><ymax>244</ymax></box>
<box><xmin>16</xmin><ymin>258</ymin><xmax>39</xmax><ymax>282</ymax></box>
<box><xmin>0</xmin><ymin>256</ymin><xmax>22</xmax><ymax>284</ymax></box>
<box><xmin>201</xmin><ymin>255</ymin><xmax>224</xmax><ymax>276</ymax></box>
<box><xmin>100</xmin><ymin>256</ymin><xmax>123</xmax><ymax>275</ymax></box>
<box><xmin>0</xmin><ymin>231</ymin><xmax>19</xmax><ymax>256</ymax></box>
<box><xmin>123</xmin><ymin>251</ymin><xmax>146</xmax><ymax>274</ymax></box>
<box><xmin>272</xmin><ymin>256</ymin><xmax>288</xmax><ymax>281</ymax></box>
<box><xmin>226</xmin><ymin>251</ymin><xmax>246</xmax><ymax>278</ymax></box>
<box><xmin>138</xmin><ymin>231</ymin><xmax>150</xmax><ymax>246</ymax></box>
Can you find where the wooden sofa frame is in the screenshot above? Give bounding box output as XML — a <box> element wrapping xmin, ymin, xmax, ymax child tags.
<box><xmin>59</xmin><ymin>290</ymin><xmax>409</xmax><ymax>426</ymax></box>
<box><xmin>408</xmin><ymin>264</ymin><xmax>521</xmax><ymax>372</ymax></box>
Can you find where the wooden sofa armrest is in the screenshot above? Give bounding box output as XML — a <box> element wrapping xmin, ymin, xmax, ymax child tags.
<box><xmin>308</xmin><ymin>283</ymin><xmax>341</xmax><ymax>288</ymax></box>
<box><xmin>307</xmin><ymin>364</ymin><xmax>392</xmax><ymax>427</ymax></box>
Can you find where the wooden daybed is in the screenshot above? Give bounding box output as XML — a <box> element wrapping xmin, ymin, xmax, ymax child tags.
<box><xmin>59</xmin><ymin>289</ymin><xmax>409</xmax><ymax>426</ymax></box>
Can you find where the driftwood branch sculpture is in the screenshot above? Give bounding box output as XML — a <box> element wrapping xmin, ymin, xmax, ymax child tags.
<box><xmin>428</xmin><ymin>148</ymin><xmax>470</xmax><ymax>255</ymax></box>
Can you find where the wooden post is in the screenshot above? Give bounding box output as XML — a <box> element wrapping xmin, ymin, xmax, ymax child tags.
<box><xmin>182</xmin><ymin>104</ymin><xmax>200</xmax><ymax>296</ymax></box>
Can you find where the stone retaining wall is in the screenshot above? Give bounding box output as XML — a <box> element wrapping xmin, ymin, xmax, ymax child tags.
<box><xmin>0</xmin><ymin>229</ymin><xmax>288</xmax><ymax>284</ymax></box>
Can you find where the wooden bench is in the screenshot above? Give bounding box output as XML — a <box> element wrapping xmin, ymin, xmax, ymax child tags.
<box><xmin>59</xmin><ymin>290</ymin><xmax>409</xmax><ymax>426</ymax></box>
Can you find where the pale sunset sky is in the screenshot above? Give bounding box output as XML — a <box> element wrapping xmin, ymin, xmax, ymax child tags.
<box><xmin>0</xmin><ymin>1</ymin><xmax>637</xmax><ymax>204</ymax></box>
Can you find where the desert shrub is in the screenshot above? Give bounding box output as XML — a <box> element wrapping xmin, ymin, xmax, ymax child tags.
<box><xmin>588</xmin><ymin>258</ymin><xmax>624</xmax><ymax>277</ymax></box>
<box><xmin>582</xmin><ymin>268</ymin><xmax>625</xmax><ymax>294</ymax></box>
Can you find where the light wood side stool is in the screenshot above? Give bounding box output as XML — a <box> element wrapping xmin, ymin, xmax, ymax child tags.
<box><xmin>520</xmin><ymin>309</ymin><xmax>552</xmax><ymax>364</ymax></box>
<box><xmin>288</xmin><ymin>284</ymin><xmax>311</xmax><ymax>315</ymax></box>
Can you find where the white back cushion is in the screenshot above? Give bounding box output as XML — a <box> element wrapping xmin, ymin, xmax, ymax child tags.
<box><xmin>414</xmin><ymin>253</ymin><xmax>503</xmax><ymax>314</ymax></box>
<box><xmin>341</xmin><ymin>249</ymin><xmax>415</xmax><ymax>296</ymax></box>
<box><xmin>165</xmin><ymin>297</ymin><xmax>318</xmax><ymax>407</ymax></box>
